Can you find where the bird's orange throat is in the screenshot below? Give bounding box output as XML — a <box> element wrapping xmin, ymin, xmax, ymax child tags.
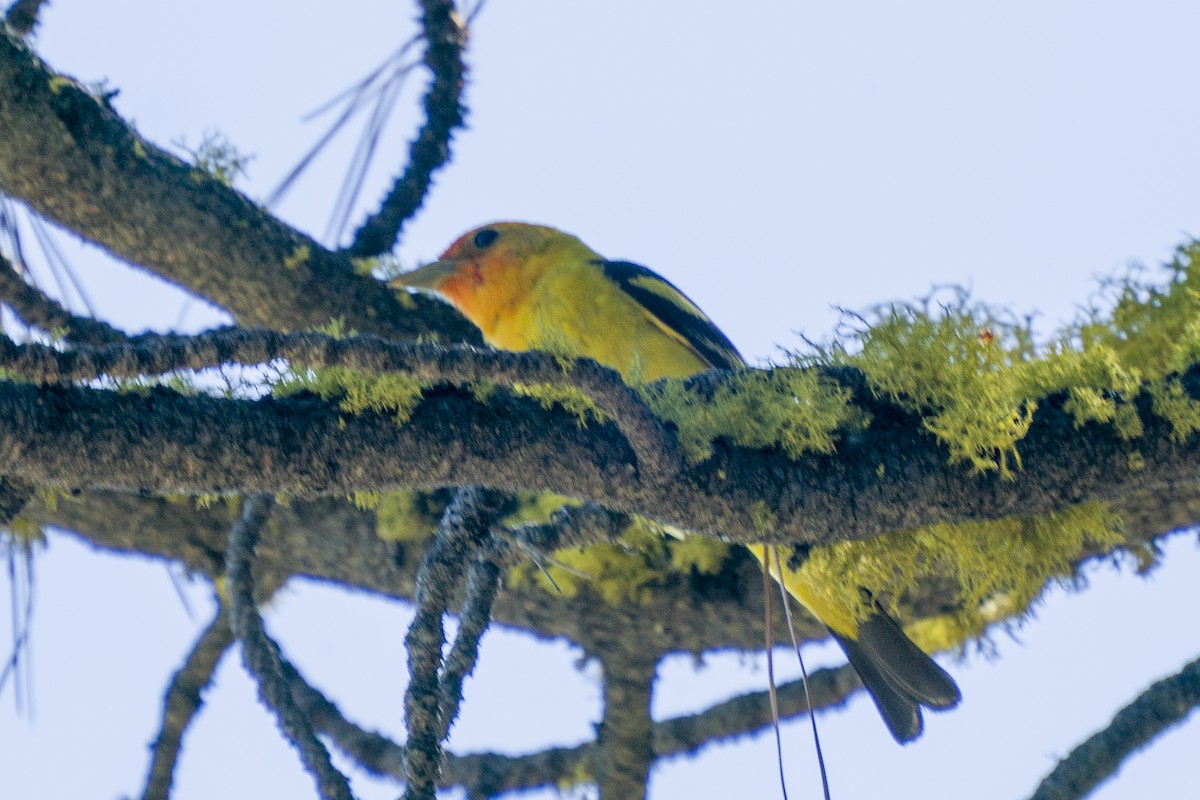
<box><xmin>435</xmin><ymin>252</ymin><xmax>538</xmax><ymax>347</ymax></box>
<box><xmin>433</xmin><ymin>259</ymin><xmax>484</xmax><ymax>314</ymax></box>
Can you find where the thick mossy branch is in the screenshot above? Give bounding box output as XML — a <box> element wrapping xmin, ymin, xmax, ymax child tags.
<box><xmin>0</xmin><ymin>361</ymin><xmax>1197</xmax><ymax>550</ymax></box>
<box><xmin>27</xmin><ymin>491</ymin><xmax>820</xmax><ymax>656</ymax></box>
<box><xmin>815</xmin><ymin>295</ymin><xmax>1137</xmax><ymax>475</ymax></box>
<box><xmin>801</xmin><ymin>243</ymin><xmax>1200</xmax><ymax>477</ymax></box>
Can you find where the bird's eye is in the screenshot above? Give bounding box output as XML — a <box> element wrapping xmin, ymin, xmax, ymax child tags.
<box><xmin>473</xmin><ymin>229</ymin><xmax>500</xmax><ymax>249</ymax></box>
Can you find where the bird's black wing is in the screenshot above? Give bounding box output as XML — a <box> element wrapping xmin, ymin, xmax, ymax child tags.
<box><xmin>599</xmin><ymin>260</ymin><xmax>744</xmax><ymax>370</ymax></box>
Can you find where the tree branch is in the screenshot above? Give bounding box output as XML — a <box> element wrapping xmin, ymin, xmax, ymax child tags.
<box><xmin>225</xmin><ymin>495</ymin><xmax>355</xmax><ymax>800</ymax></box>
<box><xmin>1</xmin><ymin>364</ymin><xmax>1197</xmax><ymax>549</ymax></box>
<box><xmin>0</xmin><ymin>327</ymin><xmax>679</xmax><ymax>471</ymax></box>
<box><xmin>141</xmin><ymin>606</ymin><xmax>235</xmax><ymax>800</ymax></box>
<box><xmin>653</xmin><ymin>663</ymin><xmax>861</xmax><ymax>758</ymax></box>
<box><xmin>0</xmin><ymin>253</ymin><xmax>130</xmax><ymax>345</ymax></box>
<box><xmin>27</xmin><ymin>491</ymin><xmax>832</xmax><ymax>656</ymax></box>
<box><xmin>593</xmin><ymin>642</ymin><xmax>657</xmax><ymax>800</ymax></box>
<box><xmin>438</xmin><ymin>664</ymin><xmax>862</xmax><ymax>798</ymax></box>
<box><xmin>1027</xmin><ymin>653</ymin><xmax>1200</xmax><ymax>800</ymax></box>
<box><xmin>403</xmin><ymin>487</ymin><xmax>505</xmax><ymax>800</ymax></box>
<box><xmin>283</xmin><ymin>657</ymin><xmax>408</xmax><ymax>779</ymax></box>
<box><xmin>436</xmin><ymin>553</ymin><xmax>500</xmax><ymax>740</ymax></box>
<box><xmin>347</xmin><ymin>0</ymin><xmax>468</xmax><ymax>257</ymax></box>
<box><xmin>0</xmin><ymin>28</ymin><xmax>477</xmax><ymax>342</ymax></box>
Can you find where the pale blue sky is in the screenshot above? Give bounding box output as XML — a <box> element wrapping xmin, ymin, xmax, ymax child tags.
<box><xmin>2</xmin><ymin>2</ymin><xmax>1199</xmax><ymax>799</ymax></box>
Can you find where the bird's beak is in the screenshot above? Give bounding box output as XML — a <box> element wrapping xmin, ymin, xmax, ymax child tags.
<box><xmin>389</xmin><ymin>259</ymin><xmax>459</xmax><ymax>292</ymax></box>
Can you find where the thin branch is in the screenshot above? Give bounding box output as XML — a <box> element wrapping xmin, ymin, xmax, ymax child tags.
<box><xmin>436</xmin><ymin>554</ymin><xmax>500</xmax><ymax>740</ymax></box>
<box><xmin>266</xmin><ymin>34</ymin><xmax>423</xmax><ymax>213</ymax></box>
<box><xmin>4</xmin><ymin>0</ymin><xmax>47</xmax><ymax>36</ymax></box>
<box><xmin>1027</xmin><ymin>653</ymin><xmax>1200</xmax><ymax>800</ymax></box>
<box><xmin>225</xmin><ymin>495</ymin><xmax>355</xmax><ymax>800</ymax></box>
<box><xmin>437</xmin><ymin>664</ymin><xmax>862</xmax><ymax>798</ymax></box>
<box><xmin>346</xmin><ymin>0</ymin><xmax>468</xmax><ymax>256</ymax></box>
<box><xmin>283</xmin><ymin>658</ymin><xmax>408</xmax><ymax>779</ymax></box>
<box><xmin>0</xmin><ymin>327</ymin><xmax>679</xmax><ymax>472</ymax></box>
<box><xmin>403</xmin><ymin>487</ymin><xmax>504</xmax><ymax>800</ymax></box>
<box><xmin>284</xmin><ymin>661</ymin><xmax>861</xmax><ymax>800</ymax></box>
<box><xmin>655</xmin><ymin>663</ymin><xmax>860</xmax><ymax>757</ymax></box>
<box><xmin>0</xmin><ymin>253</ymin><xmax>129</xmax><ymax>346</ymax></box>
<box><xmin>141</xmin><ymin>606</ymin><xmax>235</xmax><ymax>800</ymax></box>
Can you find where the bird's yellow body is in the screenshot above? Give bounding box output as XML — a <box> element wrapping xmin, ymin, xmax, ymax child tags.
<box><xmin>394</xmin><ymin>221</ymin><xmax>960</xmax><ymax>742</ymax></box>
<box><xmin>410</xmin><ymin>225</ymin><xmax>712</xmax><ymax>380</ymax></box>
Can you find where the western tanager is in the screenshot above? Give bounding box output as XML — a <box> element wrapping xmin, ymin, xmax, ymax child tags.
<box><xmin>392</xmin><ymin>221</ymin><xmax>961</xmax><ymax>742</ymax></box>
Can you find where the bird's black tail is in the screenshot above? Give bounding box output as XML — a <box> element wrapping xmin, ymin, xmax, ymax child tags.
<box><xmin>829</xmin><ymin>610</ymin><xmax>961</xmax><ymax>743</ymax></box>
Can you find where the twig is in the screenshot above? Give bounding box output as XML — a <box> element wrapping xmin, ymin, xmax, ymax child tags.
<box><xmin>403</xmin><ymin>487</ymin><xmax>503</xmax><ymax>800</ymax></box>
<box><xmin>346</xmin><ymin>0</ymin><xmax>468</xmax><ymax>256</ymax></box>
<box><xmin>225</xmin><ymin>494</ymin><xmax>355</xmax><ymax>800</ymax></box>
<box><xmin>282</xmin><ymin>657</ymin><xmax>408</xmax><ymax>779</ymax></box>
<box><xmin>141</xmin><ymin>606</ymin><xmax>235</xmax><ymax>800</ymax></box>
<box><xmin>0</xmin><ymin>253</ymin><xmax>128</xmax><ymax>346</ymax></box>
<box><xmin>1028</xmin><ymin>653</ymin><xmax>1200</xmax><ymax>800</ymax></box>
<box><xmin>436</xmin><ymin>554</ymin><xmax>500</xmax><ymax>740</ymax></box>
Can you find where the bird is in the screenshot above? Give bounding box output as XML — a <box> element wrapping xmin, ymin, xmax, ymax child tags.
<box><xmin>392</xmin><ymin>221</ymin><xmax>961</xmax><ymax>742</ymax></box>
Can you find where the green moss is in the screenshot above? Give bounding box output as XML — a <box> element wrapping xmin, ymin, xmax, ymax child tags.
<box><xmin>375</xmin><ymin>490</ymin><xmax>450</xmax><ymax>542</ymax></box>
<box><xmin>799</xmin><ymin>501</ymin><xmax>1124</xmax><ymax>649</ymax></box>
<box><xmin>352</xmin><ymin>253</ymin><xmax>403</xmax><ymax>279</ymax></box>
<box><xmin>499</xmin><ymin>492</ymin><xmax>578</xmax><ymax>527</ymax></box>
<box><xmin>639</xmin><ymin>368</ymin><xmax>867</xmax><ymax>463</ymax></box>
<box><xmin>808</xmin><ymin>287</ymin><xmax>1159</xmax><ymax>475</ymax></box>
<box><xmin>507</xmin><ymin>516</ymin><xmax>731</xmax><ymax>604</ymax></box>
<box><xmin>275</xmin><ymin>366</ymin><xmax>422</xmax><ymax>423</ymax></box>
<box><xmin>817</xmin><ymin>298</ymin><xmax>1040</xmax><ymax>475</ymax></box>
<box><xmin>349</xmin><ymin>491</ymin><xmax>381</xmax><ymax>511</ymax></box>
<box><xmin>195</xmin><ymin>493</ymin><xmax>222</xmax><ymax>510</ymax></box>
<box><xmin>667</xmin><ymin>535</ymin><xmax>732</xmax><ymax>575</ymax></box>
<box><xmin>1148</xmin><ymin>377</ymin><xmax>1200</xmax><ymax>441</ymax></box>
<box><xmin>1075</xmin><ymin>242</ymin><xmax>1200</xmax><ymax>378</ymax></box>
<box><xmin>283</xmin><ymin>245</ymin><xmax>312</xmax><ymax>271</ymax></box>
<box><xmin>511</xmin><ymin>383</ymin><xmax>608</xmax><ymax>427</ymax></box>
<box><xmin>177</xmin><ymin>130</ymin><xmax>252</xmax><ymax>187</ymax></box>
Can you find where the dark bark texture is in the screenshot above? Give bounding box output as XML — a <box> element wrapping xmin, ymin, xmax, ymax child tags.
<box><xmin>1</xmin><ymin>6</ymin><xmax>1196</xmax><ymax>800</ymax></box>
